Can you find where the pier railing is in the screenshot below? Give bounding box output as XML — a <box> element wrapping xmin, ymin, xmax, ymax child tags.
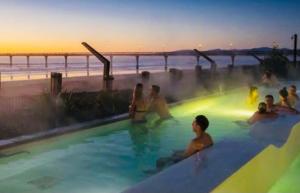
<box><xmin>0</xmin><ymin>50</ymin><xmax>298</xmax><ymax>82</ymax></box>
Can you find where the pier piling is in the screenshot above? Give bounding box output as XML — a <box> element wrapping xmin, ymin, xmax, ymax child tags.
<box><xmin>164</xmin><ymin>55</ymin><xmax>168</xmax><ymax>71</ymax></box>
<box><xmin>136</xmin><ymin>55</ymin><xmax>140</xmax><ymax>73</ymax></box>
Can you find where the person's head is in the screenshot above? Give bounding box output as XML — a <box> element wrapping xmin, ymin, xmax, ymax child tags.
<box><xmin>265</xmin><ymin>70</ymin><xmax>272</xmax><ymax>79</ymax></box>
<box><xmin>265</xmin><ymin>95</ymin><xmax>274</xmax><ymax>106</ymax></box>
<box><xmin>289</xmin><ymin>85</ymin><xmax>297</xmax><ymax>95</ymax></box>
<box><xmin>249</xmin><ymin>86</ymin><xmax>258</xmax><ymax>96</ymax></box>
<box><xmin>134</xmin><ymin>83</ymin><xmax>143</xmax><ymax>99</ymax></box>
<box><xmin>258</xmin><ymin>102</ymin><xmax>267</xmax><ymax>114</ymax></box>
<box><xmin>192</xmin><ymin>115</ymin><xmax>209</xmax><ymax>135</ymax></box>
<box><xmin>279</xmin><ymin>87</ymin><xmax>288</xmax><ymax>100</ymax></box>
<box><xmin>150</xmin><ymin>85</ymin><xmax>160</xmax><ymax>97</ymax></box>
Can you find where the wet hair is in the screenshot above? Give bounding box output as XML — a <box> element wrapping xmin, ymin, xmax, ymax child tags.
<box><xmin>265</xmin><ymin>95</ymin><xmax>274</xmax><ymax>100</ymax></box>
<box><xmin>258</xmin><ymin>102</ymin><xmax>267</xmax><ymax>113</ymax></box>
<box><xmin>290</xmin><ymin>85</ymin><xmax>297</xmax><ymax>90</ymax></box>
<box><xmin>136</xmin><ymin>83</ymin><xmax>143</xmax><ymax>88</ymax></box>
<box><xmin>279</xmin><ymin>87</ymin><xmax>288</xmax><ymax>98</ymax></box>
<box><xmin>249</xmin><ymin>86</ymin><xmax>258</xmax><ymax>96</ymax></box>
<box><xmin>134</xmin><ymin>83</ymin><xmax>143</xmax><ymax>100</ymax></box>
<box><xmin>195</xmin><ymin>115</ymin><xmax>209</xmax><ymax>131</ymax></box>
<box><xmin>152</xmin><ymin>85</ymin><xmax>160</xmax><ymax>94</ymax></box>
<box><xmin>265</xmin><ymin>70</ymin><xmax>272</xmax><ymax>79</ymax></box>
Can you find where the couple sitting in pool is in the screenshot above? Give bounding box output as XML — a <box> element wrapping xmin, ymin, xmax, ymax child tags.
<box><xmin>156</xmin><ymin>115</ymin><xmax>213</xmax><ymax>170</ymax></box>
<box><xmin>129</xmin><ymin>83</ymin><xmax>172</xmax><ymax>123</ymax></box>
<box><xmin>248</xmin><ymin>86</ymin><xmax>299</xmax><ymax>124</ymax></box>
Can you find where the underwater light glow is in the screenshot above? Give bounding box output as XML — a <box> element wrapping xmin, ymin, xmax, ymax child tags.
<box><xmin>218</xmin><ymin>109</ymin><xmax>254</xmax><ymax>117</ymax></box>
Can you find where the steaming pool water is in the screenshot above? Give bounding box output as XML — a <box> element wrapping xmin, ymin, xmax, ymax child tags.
<box><xmin>0</xmin><ymin>84</ymin><xmax>300</xmax><ymax>193</ymax></box>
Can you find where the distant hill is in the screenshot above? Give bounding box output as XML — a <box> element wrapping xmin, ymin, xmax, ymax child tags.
<box><xmin>170</xmin><ymin>47</ymin><xmax>294</xmax><ymax>54</ymax></box>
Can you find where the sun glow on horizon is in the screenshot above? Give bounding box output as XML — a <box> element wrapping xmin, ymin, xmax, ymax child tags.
<box><xmin>0</xmin><ymin>0</ymin><xmax>299</xmax><ymax>53</ymax></box>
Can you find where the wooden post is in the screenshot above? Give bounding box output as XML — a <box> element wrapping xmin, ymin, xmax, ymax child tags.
<box><xmin>9</xmin><ymin>56</ymin><xmax>13</xmax><ymax>80</ymax></box>
<box><xmin>26</xmin><ymin>56</ymin><xmax>30</xmax><ymax>68</ymax></box>
<box><xmin>45</xmin><ymin>56</ymin><xmax>48</xmax><ymax>78</ymax></box>
<box><xmin>164</xmin><ymin>55</ymin><xmax>168</xmax><ymax>71</ymax></box>
<box><xmin>27</xmin><ymin>56</ymin><xmax>30</xmax><ymax>80</ymax></box>
<box><xmin>45</xmin><ymin>56</ymin><xmax>48</xmax><ymax>68</ymax></box>
<box><xmin>64</xmin><ymin>55</ymin><xmax>68</xmax><ymax>77</ymax></box>
<box><xmin>64</xmin><ymin>55</ymin><xmax>68</xmax><ymax>69</ymax></box>
<box><xmin>50</xmin><ymin>72</ymin><xmax>62</xmax><ymax>96</ymax></box>
<box><xmin>196</xmin><ymin>55</ymin><xmax>200</xmax><ymax>65</ymax></box>
<box><xmin>231</xmin><ymin>55</ymin><xmax>235</xmax><ymax>66</ymax></box>
<box><xmin>110</xmin><ymin>55</ymin><xmax>113</xmax><ymax>75</ymax></box>
<box><xmin>86</xmin><ymin>55</ymin><xmax>90</xmax><ymax>76</ymax></box>
<box><xmin>9</xmin><ymin>56</ymin><xmax>12</xmax><ymax>67</ymax></box>
<box><xmin>136</xmin><ymin>55</ymin><xmax>139</xmax><ymax>73</ymax></box>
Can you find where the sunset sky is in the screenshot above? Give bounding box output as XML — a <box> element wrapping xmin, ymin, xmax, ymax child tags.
<box><xmin>0</xmin><ymin>0</ymin><xmax>299</xmax><ymax>53</ymax></box>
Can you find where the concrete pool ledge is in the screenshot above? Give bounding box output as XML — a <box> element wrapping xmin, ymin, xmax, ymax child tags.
<box><xmin>0</xmin><ymin>113</ymin><xmax>129</xmax><ymax>150</ymax></box>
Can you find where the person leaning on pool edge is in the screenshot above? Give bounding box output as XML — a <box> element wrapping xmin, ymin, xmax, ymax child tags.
<box><xmin>182</xmin><ymin>115</ymin><xmax>213</xmax><ymax>157</ymax></box>
<box><xmin>156</xmin><ymin>115</ymin><xmax>213</xmax><ymax>169</ymax></box>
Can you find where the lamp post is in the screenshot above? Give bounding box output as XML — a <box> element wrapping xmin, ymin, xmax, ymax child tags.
<box><xmin>229</xmin><ymin>43</ymin><xmax>235</xmax><ymax>66</ymax></box>
<box><xmin>291</xmin><ymin>34</ymin><xmax>298</xmax><ymax>68</ymax></box>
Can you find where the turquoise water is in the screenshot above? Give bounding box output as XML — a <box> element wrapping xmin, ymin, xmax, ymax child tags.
<box><xmin>0</xmin><ymin>86</ymin><xmax>297</xmax><ymax>193</ymax></box>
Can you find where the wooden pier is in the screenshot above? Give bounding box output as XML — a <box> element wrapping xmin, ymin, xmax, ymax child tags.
<box><xmin>0</xmin><ymin>49</ymin><xmax>298</xmax><ymax>80</ymax></box>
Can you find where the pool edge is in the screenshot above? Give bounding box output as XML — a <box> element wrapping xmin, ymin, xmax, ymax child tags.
<box><xmin>0</xmin><ymin>113</ymin><xmax>129</xmax><ymax>150</ymax></box>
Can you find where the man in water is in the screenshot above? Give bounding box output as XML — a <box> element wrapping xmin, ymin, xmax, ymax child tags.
<box><xmin>148</xmin><ymin>85</ymin><xmax>172</xmax><ymax>120</ymax></box>
<box><xmin>288</xmin><ymin>85</ymin><xmax>299</xmax><ymax>108</ymax></box>
<box><xmin>156</xmin><ymin>115</ymin><xmax>213</xmax><ymax>169</ymax></box>
<box><xmin>248</xmin><ymin>102</ymin><xmax>278</xmax><ymax>124</ymax></box>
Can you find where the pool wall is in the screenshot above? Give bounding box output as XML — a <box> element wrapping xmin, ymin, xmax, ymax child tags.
<box><xmin>212</xmin><ymin>121</ymin><xmax>300</xmax><ymax>193</ymax></box>
<box><xmin>0</xmin><ymin>114</ymin><xmax>128</xmax><ymax>150</ymax></box>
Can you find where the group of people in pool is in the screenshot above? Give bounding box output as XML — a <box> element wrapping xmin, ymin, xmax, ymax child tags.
<box><xmin>129</xmin><ymin>83</ymin><xmax>213</xmax><ymax>169</ymax></box>
<box><xmin>247</xmin><ymin>85</ymin><xmax>300</xmax><ymax>124</ymax></box>
<box><xmin>129</xmin><ymin>76</ymin><xmax>299</xmax><ymax>169</ymax></box>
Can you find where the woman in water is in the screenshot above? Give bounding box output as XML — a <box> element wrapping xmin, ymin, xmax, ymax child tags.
<box><xmin>129</xmin><ymin>83</ymin><xmax>149</xmax><ymax>123</ymax></box>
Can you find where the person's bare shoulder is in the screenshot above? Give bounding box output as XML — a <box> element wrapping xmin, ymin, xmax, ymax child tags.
<box><xmin>193</xmin><ymin>133</ymin><xmax>213</xmax><ymax>149</ymax></box>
